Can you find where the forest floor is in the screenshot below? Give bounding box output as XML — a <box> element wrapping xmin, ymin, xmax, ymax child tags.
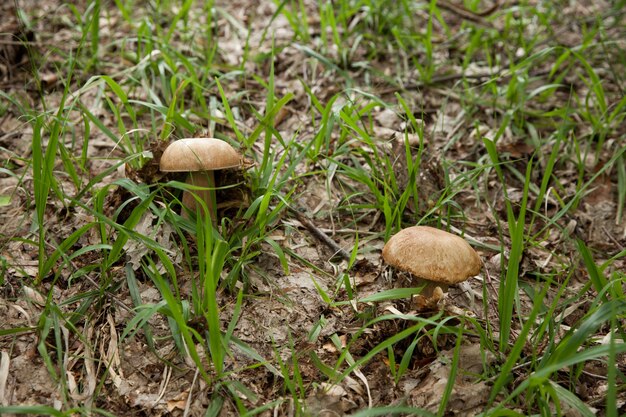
<box><xmin>1</xmin><ymin>0</ymin><xmax>625</xmax><ymax>416</ymax></box>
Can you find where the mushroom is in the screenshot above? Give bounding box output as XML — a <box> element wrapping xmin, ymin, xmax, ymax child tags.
<box><xmin>382</xmin><ymin>226</ymin><xmax>481</xmax><ymax>310</ymax></box>
<box><xmin>159</xmin><ymin>138</ymin><xmax>242</xmax><ymax>222</ymax></box>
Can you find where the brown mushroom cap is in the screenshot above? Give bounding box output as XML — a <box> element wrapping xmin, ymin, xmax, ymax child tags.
<box><xmin>382</xmin><ymin>226</ymin><xmax>481</xmax><ymax>284</ymax></box>
<box><xmin>160</xmin><ymin>138</ymin><xmax>241</xmax><ymax>172</ymax></box>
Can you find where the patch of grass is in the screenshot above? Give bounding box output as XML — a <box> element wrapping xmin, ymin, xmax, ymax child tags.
<box><xmin>1</xmin><ymin>0</ymin><xmax>625</xmax><ymax>415</ymax></box>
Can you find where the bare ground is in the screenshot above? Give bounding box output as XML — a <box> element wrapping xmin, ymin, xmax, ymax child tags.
<box><xmin>1</xmin><ymin>0</ymin><xmax>625</xmax><ymax>415</ymax></box>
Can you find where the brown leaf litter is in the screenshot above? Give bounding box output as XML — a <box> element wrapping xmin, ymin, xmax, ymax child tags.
<box><xmin>1</xmin><ymin>0</ymin><xmax>625</xmax><ymax>415</ymax></box>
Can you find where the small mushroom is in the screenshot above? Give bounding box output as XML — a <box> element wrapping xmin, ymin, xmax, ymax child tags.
<box><xmin>160</xmin><ymin>138</ymin><xmax>242</xmax><ymax>222</ymax></box>
<box><xmin>382</xmin><ymin>226</ymin><xmax>481</xmax><ymax>310</ymax></box>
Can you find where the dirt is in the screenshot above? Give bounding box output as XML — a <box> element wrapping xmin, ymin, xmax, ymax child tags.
<box><xmin>1</xmin><ymin>0</ymin><xmax>625</xmax><ymax>416</ymax></box>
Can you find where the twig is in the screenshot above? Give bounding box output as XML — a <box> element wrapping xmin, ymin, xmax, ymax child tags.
<box><xmin>437</xmin><ymin>0</ymin><xmax>500</xmax><ymax>27</ymax></box>
<box><xmin>289</xmin><ymin>207</ymin><xmax>352</xmax><ymax>261</ymax></box>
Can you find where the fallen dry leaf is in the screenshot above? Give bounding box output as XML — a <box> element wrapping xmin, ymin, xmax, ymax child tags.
<box><xmin>0</xmin><ymin>351</ymin><xmax>9</xmax><ymax>406</ymax></box>
<box><xmin>407</xmin><ymin>344</ymin><xmax>495</xmax><ymax>415</ymax></box>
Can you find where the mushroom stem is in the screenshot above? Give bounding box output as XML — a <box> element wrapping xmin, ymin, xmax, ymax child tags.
<box><xmin>413</xmin><ymin>278</ymin><xmax>447</xmax><ymax>310</ymax></box>
<box><xmin>182</xmin><ymin>171</ymin><xmax>217</xmax><ymax>224</ymax></box>
<box><xmin>415</xmin><ymin>279</ymin><xmax>448</xmax><ymax>299</ymax></box>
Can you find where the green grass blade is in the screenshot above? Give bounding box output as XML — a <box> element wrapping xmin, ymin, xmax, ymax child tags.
<box><xmin>576</xmin><ymin>239</ymin><xmax>609</xmax><ymax>301</ymax></box>
<box><xmin>489</xmin><ymin>277</ymin><xmax>551</xmax><ymax>404</ymax></box>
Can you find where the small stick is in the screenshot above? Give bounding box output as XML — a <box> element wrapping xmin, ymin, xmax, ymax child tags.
<box><xmin>289</xmin><ymin>207</ymin><xmax>352</xmax><ymax>261</ymax></box>
<box><xmin>437</xmin><ymin>0</ymin><xmax>500</xmax><ymax>26</ymax></box>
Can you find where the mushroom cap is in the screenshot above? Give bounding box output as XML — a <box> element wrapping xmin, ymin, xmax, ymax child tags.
<box><xmin>382</xmin><ymin>226</ymin><xmax>481</xmax><ymax>284</ymax></box>
<box><xmin>160</xmin><ymin>138</ymin><xmax>241</xmax><ymax>172</ymax></box>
